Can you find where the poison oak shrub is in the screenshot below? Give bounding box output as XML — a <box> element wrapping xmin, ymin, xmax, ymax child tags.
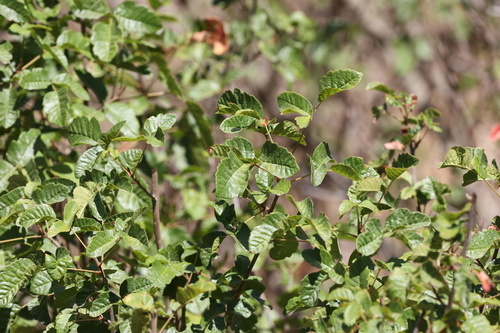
<box><xmin>0</xmin><ymin>1</ymin><xmax>500</xmax><ymax>333</ymax></box>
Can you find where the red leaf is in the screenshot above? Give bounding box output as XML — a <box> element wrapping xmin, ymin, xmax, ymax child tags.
<box><xmin>489</xmin><ymin>123</ymin><xmax>500</xmax><ymax>141</ymax></box>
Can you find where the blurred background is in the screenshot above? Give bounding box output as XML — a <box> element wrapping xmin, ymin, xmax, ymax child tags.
<box><xmin>154</xmin><ymin>0</ymin><xmax>500</xmax><ymax>234</ymax></box>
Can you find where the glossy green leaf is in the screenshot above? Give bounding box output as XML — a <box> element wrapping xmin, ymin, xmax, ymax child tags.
<box><xmin>6</xmin><ymin>128</ymin><xmax>40</xmax><ymax>167</ymax></box>
<box><xmin>330</xmin><ymin>164</ymin><xmax>361</xmax><ymax>181</ymax></box>
<box><xmin>74</xmin><ymin>146</ymin><xmax>104</xmax><ymax>178</ymax></box>
<box><xmin>462</xmin><ymin>315</ymin><xmax>494</xmax><ymax>333</ymax></box>
<box><xmin>310</xmin><ymin>213</ymin><xmax>331</xmax><ymax>245</ymax></box>
<box><xmin>0</xmin><ymin>88</ymin><xmax>19</xmax><ymax>128</ymax></box>
<box><xmin>0</xmin><ymin>160</ymin><xmax>16</xmax><ymax>193</ymax></box>
<box><xmin>365</xmin><ymin>81</ymin><xmax>393</xmax><ymax>94</ymax></box>
<box><xmin>385</xmin><ymin>208</ymin><xmax>431</xmax><ymax>232</ymax></box>
<box><xmin>114</xmin><ymin>1</ymin><xmax>162</xmax><ymax>34</ymax></box>
<box><xmin>270</xmin><ymin>179</ymin><xmax>291</xmax><ymax>195</ymax></box>
<box><xmin>32</xmin><ymin>183</ymin><xmax>70</xmax><ymax>204</ymax></box>
<box><xmin>218</xmin><ymin>88</ymin><xmax>264</xmax><ymax>117</ymax></box>
<box><xmin>176</xmin><ymin>280</ymin><xmax>216</xmax><ymax>305</ymax></box>
<box><xmin>68</xmin><ymin>117</ymin><xmax>101</xmax><ymax>147</ymax></box>
<box><xmin>56</xmin><ymin>30</ymin><xmax>92</xmax><ymax>58</ymax></box>
<box><xmin>220</xmin><ymin>115</ymin><xmax>256</xmax><ymax>133</ymax></box>
<box><xmin>299</xmin><ymin>271</ymin><xmax>327</xmax><ymax>307</ymax></box>
<box><xmin>287</xmin><ymin>195</ymin><xmax>314</xmax><ymax>219</ymax></box>
<box><xmin>89</xmin><ymin>291</ymin><xmax>121</xmax><ymax>317</ymax></box>
<box><xmin>344</xmin><ymin>302</ymin><xmax>362</xmax><ymax>326</ymax></box>
<box><xmin>91</xmin><ymin>20</ymin><xmax>121</xmax><ymax>62</ymax></box>
<box><xmin>0</xmin><ymin>0</ymin><xmax>29</xmax><ymax>23</ymax></box>
<box><xmin>45</xmin><ymin>249</ymin><xmax>72</xmax><ymax>280</ymax></box>
<box><xmin>147</xmin><ymin>261</ymin><xmax>189</xmax><ymax>288</ymax></box>
<box><xmin>120</xmin><ymin>223</ymin><xmax>148</xmax><ymax>251</ymax></box>
<box><xmin>249</xmin><ymin>223</ymin><xmax>278</xmax><ymax>254</ymax></box>
<box><xmin>30</xmin><ymin>270</ymin><xmax>53</xmax><ymax>295</ymax></box>
<box><xmin>43</xmin><ymin>86</ymin><xmax>69</xmax><ymax>127</ymax></box>
<box><xmin>86</xmin><ymin>231</ymin><xmax>120</xmax><ymax>258</ymax></box>
<box><xmin>72</xmin><ymin>218</ymin><xmax>103</xmax><ymax>232</ymax></box>
<box><xmin>270</xmin><ymin>231</ymin><xmax>298</xmax><ymax>260</ymax></box>
<box><xmin>310</xmin><ymin>142</ymin><xmax>332</xmax><ymax>186</ymax></box>
<box><xmin>123</xmin><ymin>291</ymin><xmax>155</xmax><ymax>313</ymax></box>
<box><xmin>356</xmin><ymin>218</ymin><xmax>383</xmax><ymax>256</ymax></box>
<box><xmin>118</xmin><ymin>149</ymin><xmax>143</xmax><ymax>171</ymax></box>
<box><xmin>278</xmin><ymin>91</ymin><xmax>313</xmax><ymax>116</ymax></box>
<box><xmin>0</xmin><ymin>41</ymin><xmax>12</xmax><ymax>63</ymax></box>
<box><xmin>259</xmin><ymin>141</ymin><xmax>299</xmax><ymax>178</ymax></box>
<box><xmin>0</xmin><ymin>258</ymin><xmax>38</xmax><ymax>306</ymax></box>
<box><xmin>318</xmin><ymin>69</ymin><xmax>363</xmax><ymax>102</ymax></box>
<box><xmin>72</xmin><ymin>0</ymin><xmax>109</xmax><ymax>19</ymax></box>
<box><xmin>466</xmin><ymin>229</ymin><xmax>500</xmax><ymax>259</ymax></box>
<box><xmin>225</xmin><ymin>137</ymin><xmax>255</xmax><ymax>159</ymax></box>
<box><xmin>105</xmin><ymin>102</ymin><xmax>140</xmax><ymax>137</ymax></box>
<box><xmin>19</xmin><ymin>68</ymin><xmax>51</xmax><ymax>90</ymax></box>
<box><xmin>17</xmin><ymin>204</ymin><xmax>56</xmax><ymax>228</ymax></box>
<box><xmin>144</xmin><ymin>114</ymin><xmax>176</xmax><ymax>137</ymax></box>
<box><xmin>53</xmin><ymin>73</ymin><xmax>90</xmax><ymax>101</ymax></box>
<box><xmin>386</xmin><ymin>153</ymin><xmax>419</xmax><ymax>180</ymax></box>
<box><xmin>215</xmin><ymin>152</ymin><xmax>251</xmax><ymax>199</ymax></box>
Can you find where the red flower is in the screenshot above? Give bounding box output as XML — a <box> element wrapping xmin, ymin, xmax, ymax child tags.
<box><xmin>489</xmin><ymin>123</ymin><xmax>500</xmax><ymax>141</ymax></box>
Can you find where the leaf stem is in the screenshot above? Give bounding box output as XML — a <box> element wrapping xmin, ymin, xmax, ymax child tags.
<box><xmin>152</xmin><ymin>169</ymin><xmax>163</xmax><ymax>250</ymax></box>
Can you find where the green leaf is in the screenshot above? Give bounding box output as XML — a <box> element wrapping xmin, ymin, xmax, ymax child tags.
<box><xmin>278</xmin><ymin>91</ymin><xmax>313</xmax><ymax>116</ymax></box>
<box><xmin>0</xmin><ymin>258</ymin><xmax>38</xmax><ymax>306</ymax></box>
<box><xmin>270</xmin><ymin>179</ymin><xmax>291</xmax><ymax>195</ymax></box>
<box><xmin>356</xmin><ymin>177</ymin><xmax>383</xmax><ymax>192</ymax></box>
<box><xmin>147</xmin><ymin>261</ymin><xmax>189</xmax><ymax>288</ymax></box>
<box><xmin>318</xmin><ymin>69</ymin><xmax>363</xmax><ymax>102</ymax></box>
<box><xmin>0</xmin><ymin>0</ymin><xmax>29</xmax><ymax>23</ymax></box>
<box><xmin>344</xmin><ymin>302</ymin><xmax>362</xmax><ymax>326</ymax></box>
<box><xmin>287</xmin><ymin>196</ymin><xmax>314</xmax><ymax>219</ymax></box>
<box><xmin>144</xmin><ymin>113</ymin><xmax>176</xmax><ymax>147</ymax></box>
<box><xmin>45</xmin><ymin>249</ymin><xmax>72</xmax><ymax>280</ymax></box>
<box><xmin>105</xmin><ymin>102</ymin><xmax>140</xmax><ymax>137</ymax></box>
<box><xmin>310</xmin><ymin>142</ymin><xmax>332</xmax><ymax>186</ymax></box>
<box><xmin>30</xmin><ymin>270</ymin><xmax>53</xmax><ymax>295</ymax></box>
<box><xmin>365</xmin><ymin>81</ymin><xmax>393</xmax><ymax>94</ymax></box>
<box><xmin>72</xmin><ymin>0</ymin><xmax>109</xmax><ymax>20</ymax></box>
<box><xmin>19</xmin><ymin>68</ymin><xmax>51</xmax><ymax>90</ymax></box>
<box><xmin>56</xmin><ymin>30</ymin><xmax>92</xmax><ymax>58</ymax></box>
<box><xmin>114</xmin><ymin>1</ymin><xmax>162</xmax><ymax>34</ymax></box>
<box><xmin>462</xmin><ymin>315</ymin><xmax>494</xmax><ymax>333</ymax></box>
<box><xmin>17</xmin><ymin>204</ymin><xmax>56</xmax><ymax>228</ymax></box>
<box><xmin>153</xmin><ymin>54</ymin><xmax>183</xmax><ymax>97</ymax></box>
<box><xmin>215</xmin><ymin>152</ymin><xmax>251</xmax><ymax>199</ymax></box>
<box><xmin>75</xmin><ymin>146</ymin><xmax>103</xmax><ymax>178</ymax></box>
<box><xmin>176</xmin><ymin>280</ymin><xmax>216</xmax><ymax>305</ymax></box>
<box><xmin>385</xmin><ymin>208</ymin><xmax>431</xmax><ymax>232</ymax></box>
<box><xmin>123</xmin><ymin>291</ymin><xmax>155</xmax><ymax>311</ymax></box>
<box><xmin>32</xmin><ymin>183</ymin><xmax>71</xmax><ymax>204</ymax></box>
<box><xmin>53</xmin><ymin>73</ymin><xmax>90</xmax><ymax>101</ymax></box>
<box><xmin>118</xmin><ymin>149</ymin><xmax>143</xmax><ymax>171</ymax></box>
<box><xmin>0</xmin><ymin>88</ymin><xmax>19</xmax><ymax>128</ymax></box>
<box><xmin>259</xmin><ymin>141</ymin><xmax>299</xmax><ymax>178</ymax></box>
<box><xmin>0</xmin><ymin>41</ymin><xmax>12</xmax><ymax>63</ymax></box>
<box><xmin>440</xmin><ymin>146</ymin><xmax>484</xmax><ymax>171</ymax></box>
<box><xmin>299</xmin><ymin>271</ymin><xmax>327</xmax><ymax>307</ymax></box>
<box><xmin>356</xmin><ymin>218</ymin><xmax>383</xmax><ymax>256</ymax></box>
<box><xmin>466</xmin><ymin>229</ymin><xmax>500</xmax><ymax>259</ymax></box>
<box><xmin>0</xmin><ymin>160</ymin><xmax>16</xmax><ymax>193</ymax></box>
<box><xmin>86</xmin><ymin>231</ymin><xmax>120</xmax><ymax>257</ymax></box>
<box><xmin>120</xmin><ymin>223</ymin><xmax>148</xmax><ymax>251</ymax></box>
<box><xmin>224</xmin><ymin>137</ymin><xmax>255</xmax><ymax>159</ymax></box>
<box><xmin>73</xmin><ymin>218</ymin><xmax>103</xmax><ymax>232</ymax></box>
<box><xmin>6</xmin><ymin>128</ymin><xmax>40</xmax><ymax>167</ymax></box>
<box><xmin>91</xmin><ymin>20</ymin><xmax>121</xmax><ymax>62</ymax></box>
<box><xmin>220</xmin><ymin>115</ymin><xmax>256</xmax><ymax>133</ymax></box>
<box><xmin>68</xmin><ymin>117</ymin><xmax>101</xmax><ymax>147</ymax></box>
<box><xmin>43</xmin><ymin>86</ymin><xmax>69</xmax><ymax>127</ymax></box>
<box><xmin>249</xmin><ymin>223</ymin><xmax>278</xmax><ymax>254</ymax></box>
<box><xmin>270</xmin><ymin>231</ymin><xmax>298</xmax><ymax>260</ymax></box>
<box><xmin>386</xmin><ymin>153</ymin><xmax>419</xmax><ymax>180</ymax></box>
<box><xmin>88</xmin><ymin>291</ymin><xmax>120</xmax><ymax>317</ymax></box>
<box><xmin>310</xmin><ymin>213</ymin><xmax>331</xmax><ymax>245</ymax></box>
<box><xmin>217</xmin><ymin>88</ymin><xmax>264</xmax><ymax>117</ymax></box>
<box><xmin>330</xmin><ymin>164</ymin><xmax>361</xmax><ymax>181</ymax></box>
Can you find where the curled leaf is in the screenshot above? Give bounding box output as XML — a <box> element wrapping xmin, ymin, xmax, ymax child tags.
<box><xmin>191</xmin><ymin>18</ymin><xmax>228</xmax><ymax>55</ymax></box>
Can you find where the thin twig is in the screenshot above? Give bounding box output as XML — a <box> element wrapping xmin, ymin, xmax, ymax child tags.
<box><xmin>152</xmin><ymin>169</ymin><xmax>163</xmax><ymax>250</ymax></box>
<box><xmin>36</xmin><ymin>224</ymin><xmax>61</xmax><ymax>247</ymax></box>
